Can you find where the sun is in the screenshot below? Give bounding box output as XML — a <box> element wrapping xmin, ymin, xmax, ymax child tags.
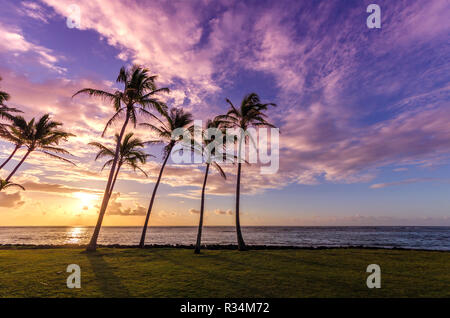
<box><xmin>73</xmin><ymin>192</ymin><xmax>98</xmax><ymax>207</ymax></box>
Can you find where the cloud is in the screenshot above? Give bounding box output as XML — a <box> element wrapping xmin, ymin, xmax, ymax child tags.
<box><xmin>214</xmin><ymin>209</ymin><xmax>232</xmax><ymax>215</ymax></box>
<box><xmin>0</xmin><ymin>0</ymin><xmax>449</xmax><ymax>211</ymax></box>
<box><xmin>278</xmin><ymin>98</ymin><xmax>450</xmax><ymax>185</ymax></box>
<box><xmin>287</xmin><ymin>214</ymin><xmax>450</xmax><ymax>226</ymax></box>
<box><xmin>42</xmin><ymin>0</ymin><xmax>222</xmax><ymax>98</ymax></box>
<box><xmin>0</xmin><ymin>192</ymin><xmax>25</xmax><ymax>208</ymax></box>
<box><xmin>370</xmin><ymin>178</ymin><xmax>444</xmax><ymax>189</ymax></box>
<box><xmin>188</xmin><ymin>208</ymin><xmax>199</xmax><ymax>214</ymax></box>
<box><xmin>0</xmin><ymin>23</ymin><xmax>66</xmax><ymax>73</ymax></box>
<box><xmin>20</xmin><ymin>180</ymin><xmax>101</xmax><ymax>194</ymax></box>
<box><xmin>19</xmin><ymin>1</ymin><xmax>53</xmax><ymax>23</ymax></box>
<box><xmin>106</xmin><ymin>193</ymin><xmax>147</xmax><ymax>216</ymax></box>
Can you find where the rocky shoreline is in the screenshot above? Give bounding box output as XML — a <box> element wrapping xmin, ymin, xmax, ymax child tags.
<box><xmin>0</xmin><ymin>244</ymin><xmax>448</xmax><ymax>252</ymax></box>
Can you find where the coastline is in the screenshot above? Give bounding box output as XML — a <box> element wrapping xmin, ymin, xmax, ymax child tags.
<box><xmin>0</xmin><ymin>244</ymin><xmax>449</xmax><ymax>252</ymax></box>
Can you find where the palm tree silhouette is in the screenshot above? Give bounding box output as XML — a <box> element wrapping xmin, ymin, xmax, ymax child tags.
<box><xmin>191</xmin><ymin>118</ymin><xmax>227</xmax><ymax>254</ymax></box>
<box><xmin>89</xmin><ymin>132</ymin><xmax>151</xmax><ymax>196</ymax></box>
<box><xmin>4</xmin><ymin>114</ymin><xmax>76</xmax><ymax>184</ymax></box>
<box><xmin>73</xmin><ymin>65</ymin><xmax>169</xmax><ymax>251</ymax></box>
<box><xmin>216</xmin><ymin>93</ymin><xmax>276</xmax><ymax>250</ymax></box>
<box><xmin>0</xmin><ymin>116</ymin><xmax>29</xmax><ymax>170</ymax></box>
<box><xmin>139</xmin><ymin>107</ymin><xmax>193</xmax><ymax>248</ymax></box>
<box><xmin>0</xmin><ymin>76</ymin><xmax>9</xmax><ymax>105</ymax></box>
<box><xmin>0</xmin><ymin>76</ymin><xmax>22</xmax><ymax>124</ymax></box>
<box><xmin>0</xmin><ymin>179</ymin><xmax>25</xmax><ymax>191</ymax></box>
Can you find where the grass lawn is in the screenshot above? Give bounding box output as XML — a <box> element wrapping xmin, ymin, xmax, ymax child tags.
<box><xmin>0</xmin><ymin>247</ymin><xmax>448</xmax><ymax>297</ymax></box>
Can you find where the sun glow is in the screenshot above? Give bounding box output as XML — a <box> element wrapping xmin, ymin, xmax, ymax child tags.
<box><xmin>73</xmin><ymin>192</ymin><xmax>98</xmax><ymax>207</ymax></box>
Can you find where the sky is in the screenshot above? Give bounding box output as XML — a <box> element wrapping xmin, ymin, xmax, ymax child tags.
<box><xmin>0</xmin><ymin>0</ymin><xmax>449</xmax><ymax>226</ymax></box>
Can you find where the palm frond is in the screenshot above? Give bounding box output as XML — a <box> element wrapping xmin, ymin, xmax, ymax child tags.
<box><xmin>102</xmin><ymin>108</ymin><xmax>124</xmax><ymax>137</ymax></box>
<box><xmin>211</xmin><ymin>161</ymin><xmax>226</xmax><ymax>179</ymax></box>
<box><xmin>40</xmin><ymin>151</ymin><xmax>77</xmax><ymax>166</ymax></box>
<box><xmin>72</xmin><ymin>88</ymin><xmax>117</xmax><ymax>102</ymax></box>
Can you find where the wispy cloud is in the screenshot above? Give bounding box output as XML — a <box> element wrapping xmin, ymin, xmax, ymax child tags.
<box><xmin>0</xmin><ymin>23</ymin><xmax>66</xmax><ymax>73</ymax></box>
<box><xmin>370</xmin><ymin>178</ymin><xmax>447</xmax><ymax>189</ymax></box>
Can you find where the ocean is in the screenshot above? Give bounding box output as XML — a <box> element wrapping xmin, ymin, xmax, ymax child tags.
<box><xmin>0</xmin><ymin>226</ymin><xmax>449</xmax><ymax>250</ymax></box>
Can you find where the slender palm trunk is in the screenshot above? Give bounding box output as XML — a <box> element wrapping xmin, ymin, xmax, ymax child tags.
<box><xmin>195</xmin><ymin>163</ymin><xmax>210</xmax><ymax>254</ymax></box>
<box><xmin>235</xmin><ymin>162</ymin><xmax>246</xmax><ymax>250</ymax></box>
<box><xmin>86</xmin><ymin>115</ymin><xmax>130</xmax><ymax>252</ymax></box>
<box><xmin>108</xmin><ymin>162</ymin><xmax>122</xmax><ymax>196</ymax></box>
<box><xmin>5</xmin><ymin>149</ymin><xmax>32</xmax><ymax>182</ymax></box>
<box><xmin>235</xmin><ymin>130</ymin><xmax>246</xmax><ymax>251</ymax></box>
<box><xmin>139</xmin><ymin>147</ymin><xmax>172</xmax><ymax>248</ymax></box>
<box><xmin>0</xmin><ymin>144</ymin><xmax>20</xmax><ymax>170</ymax></box>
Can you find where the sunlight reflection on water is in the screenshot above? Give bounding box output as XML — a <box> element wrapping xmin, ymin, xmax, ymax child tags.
<box><xmin>0</xmin><ymin>226</ymin><xmax>448</xmax><ymax>250</ymax></box>
<box><xmin>65</xmin><ymin>227</ymin><xmax>88</xmax><ymax>244</ymax></box>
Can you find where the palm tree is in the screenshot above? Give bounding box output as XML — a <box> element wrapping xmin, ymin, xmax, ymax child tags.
<box><xmin>0</xmin><ymin>116</ymin><xmax>29</xmax><ymax>170</ymax></box>
<box><xmin>73</xmin><ymin>65</ymin><xmax>169</xmax><ymax>252</ymax></box>
<box><xmin>0</xmin><ymin>76</ymin><xmax>8</xmax><ymax>105</ymax></box>
<box><xmin>89</xmin><ymin>132</ymin><xmax>151</xmax><ymax>196</ymax></box>
<box><xmin>0</xmin><ymin>76</ymin><xmax>21</xmax><ymax>123</ymax></box>
<box><xmin>0</xmin><ymin>179</ymin><xmax>25</xmax><ymax>191</ymax></box>
<box><xmin>192</xmin><ymin>119</ymin><xmax>227</xmax><ymax>254</ymax></box>
<box><xmin>4</xmin><ymin>114</ymin><xmax>76</xmax><ymax>184</ymax></box>
<box><xmin>139</xmin><ymin>107</ymin><xmax>193</xmax><ymax>248</ymax></box>
<box><xmin>216</xmin><ymin>93</ymin><xmax>276</xmax><ymax>251</ymax></box>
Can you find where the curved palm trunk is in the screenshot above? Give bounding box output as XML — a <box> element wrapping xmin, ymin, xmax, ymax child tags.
<box><xmin>195</xmin><ymin>163</ymin><xmax>210</xmax><ymax>254</ymax></box>
<box><xmin>0</xmin><ymin>144</ymin><xmax>20</xmax><ymax>170</ymax></box>
<box><xmin>235</xmin><ymin>162</ymin><xmax>246</xmax><ymax>251</ymax></box>
<box><xmin>108</xmin><ymin>162</ymin><xmax>122</xmax><ymax>196</ymax></box>
<box><xmin>139</xmin><ymin>148</ymin><xmax>171</xmax><ymax>248</ymax></box>
<box><xmin>5</xmin><ymin>149</ymin><xmax>32</xmax><ymax>182</ymax></box>
<box><xmin>86</xmin><ymin>115</ymin><xmax>130</xmax><ymax>252</ymax></box>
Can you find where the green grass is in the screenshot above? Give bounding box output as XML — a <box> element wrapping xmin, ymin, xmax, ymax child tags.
<box><xmin>0</xmin><ymin>247</ymin><xmax>448</xmax><ymax>297</ymax></box>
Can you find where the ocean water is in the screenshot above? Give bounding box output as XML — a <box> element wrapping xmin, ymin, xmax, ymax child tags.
<box><xmin>0</xmin><ymin>226</ymin><xmax>449</xmax><ymax>250</ymax></box>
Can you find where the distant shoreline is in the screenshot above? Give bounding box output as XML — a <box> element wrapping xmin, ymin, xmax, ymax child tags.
<box><xmin>1</xmin><ymin>225</ymin><xmax>449</xmax><ymax>227</ymax></box>
<box><xmin>0</xmin><ymin>244</ymin><xmax>448</xmax><ymax>252</ymax></box>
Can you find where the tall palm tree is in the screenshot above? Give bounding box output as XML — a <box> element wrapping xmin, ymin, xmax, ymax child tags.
<box><xmin>216</xmin><ymin>93</ymin><xmax>276</xmax><ymax>251</ymax></box>
<box><xmin>4</xmin><ymin>114</ymin><xmax>76</xmax><ymax>184</ymax></box>
<box><xmin>89</xmin><ymin>132</ymin><xmax>151</xmax><ymax>196</ymax></box>
<box><xmin>0</xmin><ymin>179</ymin><xmax>25</xmax><ymax>191</ymax></box>
<box><xmin>0</xmin><ymin>116</ymin><xmax>29</xmax><ymax>170</ymax></box>
<box><xmin>139</xmin><ymin>107</ymin><xmax>193</xmax><ymax>248</ymax></box>
<box><xmin>0</xmin><ymin>76</ymin><xmax>21</xmax><ymax>123</ymax></box>
<box><xmin>73</xmin><ymin>65</ymin><xmax>169</xmax><ymax>252</ymax></box>
<box><xmin>192</xmin><ymin>119</ymin><xmax>227</xmax><ymax>254</ymax></box>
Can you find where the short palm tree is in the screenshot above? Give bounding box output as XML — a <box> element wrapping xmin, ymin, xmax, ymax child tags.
<box><xmin>0</xmin><ymin>179</ymin><xmax>25</xmax><ymax>191</ymax></box>
<box><xmin>0</xmin><ymin>76</ymin><xmax>21</xmax><ymax>123</ymax></box>
<box><xmin>192</xmin><ymin>119</ymin><xmax>227</xmax><ymax>254</ymax></box>
<box><xmin>139</xmin><ymin>107</ymin><xmax>193</xmax><ymax>248</ymax></box>
<box><xmin>0</xmin><ymin>116</ymin><xmax>29</xmax><ymax>170</ymax></box>
<box><xmin>3</xmin><ymin>114</ymin><xmax>76</xmax><ymax>184</ymax></box>
<box><xmin>73</xmin><ymin>65</ymin><xmax>169</xmax><ymax>252</ymax></box>
<box><xmin>0</xmin><ymin>78</ymin><xmax>8</xmax><ymax>105</ymax></box>
<box><xmin>89</xmin><ymin>132</ymin><xmax>151</xmax><ymax>196</ymax></box>
<box><xmin>216</xmin><ymin>93</ymin><xmax>276</xmax><ymax>251</ymax></box>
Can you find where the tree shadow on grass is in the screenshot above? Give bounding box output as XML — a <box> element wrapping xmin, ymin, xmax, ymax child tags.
<box><xmin>151</xmin><ymin>249</ymin><xmax>269</xmax><ymax>297</ymax></box>
<box><xmin>86</xmin><ymin>252</ymin><xmax>130</xmax><ymax>297</ymax></box>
